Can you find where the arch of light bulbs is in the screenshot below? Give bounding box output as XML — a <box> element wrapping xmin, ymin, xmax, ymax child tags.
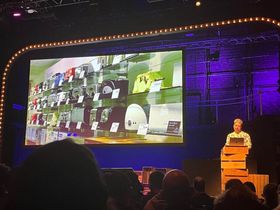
<box><xmin>0</xmin><ymin>16</ymin><xmax>279</xmax><ymax>147</ymax></box>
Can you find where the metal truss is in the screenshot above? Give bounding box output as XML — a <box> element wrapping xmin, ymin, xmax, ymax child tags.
<box><xmin>0</xmin><ymin>0</ymin><xmax>93</xmax><ymax>14</ymax></box>
<box><xmin>86</xmin><ymin>31</ymin><xmax>280</xmax><ymax>56</ymax></box>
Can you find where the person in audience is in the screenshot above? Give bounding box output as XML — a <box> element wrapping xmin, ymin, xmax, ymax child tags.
<box><xmin>224</xmin><ymin>178</ymin><xmax>242</xmax><ymax>190</ymax></box>
<box><xmin>143</xmin><ymin>171</ymin><xmax>165</xmax><ymax>205</ymax></box>
<box><xmin>5</xmin><ymin>139</ymin><xmax>107</xmax><ymax>210</ymax></box>
<box><xmin>149</xmin><ymin>171</ymin><xmax>165</xmax><ymax>196</ymax></box>
<box><xmin>244</xmin><ymin>181</ymin><xmax>265</xmax><ymax>203</ymax></box>
<box><xmin>273</xmin><ymin>184</ymin><xmax>280</xmax><ymax>210</ymax></box>
<box><xmin>275</xmin><ymin>204</ymin><xmax>280</xmax><ymax>210</ymax></box>
<box><xmin>214</xmin><ymin>184</ymin><xmax>268</xmax><ymax>210</ymax></box>
<box><xmin>191</xmin><ymin>176</ymin><xmax>214</xmax><ymax>210</ymax></box>
<box><xmin>103</xmin><ymin>171</ymin><xmax>139</xmax><ymax>210</ymax></box>
<box><xmin>125</xmin><ymin>170</ymin><xmax>144</xmax><ymax>204</ymax></box>
<box><xmin>244</xmin><ymin>181</ymin><xmax>256</xmax><ymax>193</ymax></box>
<box><xmin>263</xmin><ymin>183</ymin><xmax>278</xmax><ymax>210</ymax></box>
<box><xmin>144</xmin><ymin>169</ymin><xmax>195</xmax><ymax>210</ymax></box>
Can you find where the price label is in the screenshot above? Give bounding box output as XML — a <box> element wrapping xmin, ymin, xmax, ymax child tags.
<box><xmin>65</xmin><ymin>121</ymin><xmax>70</xmax><ymax>128</ymax></box>
<box><xmin>37</xmin><ymin>104</ymin><xmax>40</xmax><ymax>110</ymax></box>
<box><xmin>43</xmin><ymin>121</ymin><xmax>47</xmax><ymax>126</ymax></box>
<box><xmin>34</xmin><ymin>105</ymin><xmax>37</xmax><ymax>110</ymax></box>
<box><xmin>149</xmin><ymin>80</ymin><xmax>162</xmax><ymax>93</ymax></box>
<box><xmin>137</xmin><ymin>123</ymin><xmax>149</xmax><ymax>135</ymax></box>
<box><xmin>66</xmin><ymin>98</ymin><xmax>70</xmax><ymax>105</ymax></box>
<box><xmin>68</xmin><ymin>75</ymin><xmax>73</xmax><ymax>83</ymax></box>
<box><xmin>59</xmin><ymin>79</ymin><xmax>63</xmax><ymax>86</ymax></box>
<box><xmin>56</xmin><ymin>121</ymin><xmax>60</xmax><ymax>127</ymax></box>
<box><xmin>98</xmin><ymin>76</ymin><xmax>103</xmax><ymax>83</ymax></box>
<box><xmin>28</xmin><ymin>106</ymin><xmax>31</xmax><ymax>111</ymax></box>
<box><xmin>76</xmin><ymin>121</ymin><xmax>82</xmax><ymax>129</ymax></box>
<box><xmin>39</xmin><ymin>89</ymin><xmax>42</xmax><ymax>93</ymax></box>
<box><xmin>51</xmin><ymin>102</ymin><xmax>55</xmax><ymax>107</ymax></box>
<box><xmin>36</xmin><ymin>120</ymin><xmax>40</xmax><ymax>125</ymax></box>
<box><xmin>43</xmin><ymin>103</ymin><xmax>47</xmax><ymax>108</ymax></box>
<box><xmin>93</xmin><ymin>93</ymin><xmax>100</xmax><ymax>101</ymax></box>
<box><xmin>51</xmin><ymin>83</ymin><xmax>55</xmax><ymax>89</ymax></box>
<box><xmin>83</xmin><ymin>78</ymin><xmax>87</xmax><ymax>86</ymax></box>
<box><xmin>112</xmin><ymin>88</ymin><xmax>120</xmax><ymax>99</ymax></box>
<box><xmin>31</xmin><ymin>120</ymin><xmax>35</xmax><ymax>125</ymax></box>
<box><xmin>78</xmin><ymin>96</ymin><xmax>84</xmax><ymax>104</ymax></box>
<box><xmin>166</xmin><ymin>121</ymin><xmax>181</xmax><ymax>134</ymax></box>
<box><xmin>110</xmin><ymin>122</ymin><xmax>120</xmax><ymax>133</ymax></box>
<box><xmin>79</xmin><ymin>70</ymin><xmax>85</xmax><ymax>79</ymax></box>
<box><xmin>91</xmin><ymin>122</ymin><xmax>99</xmax><ymax>130</ymax></box>
<box><xmin>57</xmin><ymin>100</ymin><xmax>61</xmax><ymax>106</ymax></box>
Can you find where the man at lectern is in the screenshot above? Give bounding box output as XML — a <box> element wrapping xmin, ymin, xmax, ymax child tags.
<box><xmin>225</xmin><ymin>118</ymin><xmax>252</xmax><ymax>149</ymax></box>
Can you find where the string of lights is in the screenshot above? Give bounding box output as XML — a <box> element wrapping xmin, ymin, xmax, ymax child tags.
<box><xmin>0</xmin><ymin>16</ymin><xmax>279</xmax><ymax>146</ymax></box>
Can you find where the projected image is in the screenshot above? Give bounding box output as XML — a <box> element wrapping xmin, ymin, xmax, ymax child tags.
<box><xmin>25</xmin><ymin>50</ymin><xmax>183</xmax><ymax>145</ymax></box>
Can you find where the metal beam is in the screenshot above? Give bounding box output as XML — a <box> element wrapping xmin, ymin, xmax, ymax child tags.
<box><xmin>0</xmin><ymin>0</ymin><xmax>90</xmax><ymax>13</ymax></box>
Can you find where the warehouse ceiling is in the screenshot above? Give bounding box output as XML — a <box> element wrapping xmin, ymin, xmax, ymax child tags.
<box><xmin>0</xmin><ymin>0</ymin><xmax>279</xmax><ymax>61</ymax></box>
<box><xmin>1</xmin><ymin>0</ymin><xmax>278</xmax><ymax>30</ymax></box>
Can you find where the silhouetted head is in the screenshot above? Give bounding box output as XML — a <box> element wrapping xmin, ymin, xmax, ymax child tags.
<box><xmin>193</xmin><ymin>176</ymin><xmax>206</xmax><ymax>193</ymax></box>
<box><xmin>214</xmin><ymin>184</ymin><xmax>263</xmax><ymax>210</ymax></box>
<box><xmin>103</xmin><ymin>171</ymin><xmax>132</xmax><ymax>200</ymax></box>
<box><xmin>125</xmin><ymin>170</ymin><xmax>143</xmax><ymax>195</ymax></box>
<box><xmin>163</xmin><ymin>170</ymin><xmax>190</xmax><ymax>189</ymax></box>
<box><xmin>244</xmin><ymin>181</ymin><xmax>256</xmax><ymax>193</ymax></box>
<box><xmin>225</xmin><ymin>179</ymin><xmax>243</xmax><ymax>190</ymax></box>
<box><xmin>103</xmin><ymin>171</ymin><xmax>135</xmax><ymax>210</ymax></box>
<box><xmin>263</xmin><ymin>183</ymin><xmax>278</xmax><ymax>209</ymax></box>
<box><xmin>7</xmin><ymin>139</ymin><xmax>107</xmax><ymax>210</ymax></box>
<box><xmin>162</xmin><ymin>169</ymin><xmax>193</xmax><ymax>206</ymax></box>
<box><xmin>149</xmin><ymin>170</ymin><xmax>164</xmax><ymax>192</ymax></box>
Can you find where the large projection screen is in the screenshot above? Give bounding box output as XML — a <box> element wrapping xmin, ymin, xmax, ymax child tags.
<box><xmin>25</xmin><ymin>50</ymin><xmax>183</xmax><ymax>145</ymax></box>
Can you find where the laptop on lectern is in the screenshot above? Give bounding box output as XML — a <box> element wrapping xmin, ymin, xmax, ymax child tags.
<box><xmin>229</xmin><ymin>137</ymin><xmax>244</xmax><ymax>146</ymax></box>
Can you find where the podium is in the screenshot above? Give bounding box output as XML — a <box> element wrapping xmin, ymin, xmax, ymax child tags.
<box><xmin>221</xmin><ymin>146</ymin><xmax>269</xmax><ymax>197</ymax></box>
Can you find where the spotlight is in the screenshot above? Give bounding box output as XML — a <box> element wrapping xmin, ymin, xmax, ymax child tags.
<box><xmin>195</xmin><ymin>0</ymin><xmax>201</xmax><ymax>6</ymax></box>
<box><xmin>13</xmin><ymin>12</ymin><xmax>21</xmax><ymax>17</ymax></box>
<box><xmin>26</xmin><ymin>9</ymin><xmax>37</xmax><ymax>14</ymax></box>
<box><xmin>185</xmin><ymin>33</ymin><xmax>194</xmax><ymax>37</ymax></box>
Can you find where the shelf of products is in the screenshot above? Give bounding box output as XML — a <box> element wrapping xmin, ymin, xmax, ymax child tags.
<box><xmin>26</xmin><ymin>51</ymin><xmax>183</xmax><ymax>145</ymax></box>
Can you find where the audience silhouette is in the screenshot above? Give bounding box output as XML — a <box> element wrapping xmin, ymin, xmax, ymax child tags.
<box><xmin>192</xmin><ymin>176</ymin><xmax>214</xmax><ymax>210</ymax></box>
<box><xmin>143</xmin><ymin>170</ymin><xmax>164</xmax><ymax>206</ymax></box>
<box><xmin>244</xmin><ymin>181</ymin><xmax>256</xmax><ymax>193</ymax></box>
<box><xmin>103</xmin><ymin>170</ymin><xmax>140</xmax><ymax>210</ymax></box>
<box><xmin>144</xmin><ymin>169</ymin><xmax>195</xmax><ymax>210</ymax></box>
<box><xmin>1</xmin><ymin>139</ymin><xmax>278</xmax><ymax>210</ymax></box>
<box><xmin>214</xmin><ymin>180</ymin><xmax>268</xmax><ymax>210</ymax></box>
<box><xmin>5</xmin><ymin>139</ymin><xmax>107</xmax><ymax>210</ymax></box>
<box><xmin>263</xmin><ymin>183</ymin><xmax>278</xmax><ymax>210</ymax></box>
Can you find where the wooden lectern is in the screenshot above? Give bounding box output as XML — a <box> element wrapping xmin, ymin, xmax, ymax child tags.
<box><xmin>221</xmin><ymin>145</ymin><xmax>269</xmax><ymax>197</ymax></box>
